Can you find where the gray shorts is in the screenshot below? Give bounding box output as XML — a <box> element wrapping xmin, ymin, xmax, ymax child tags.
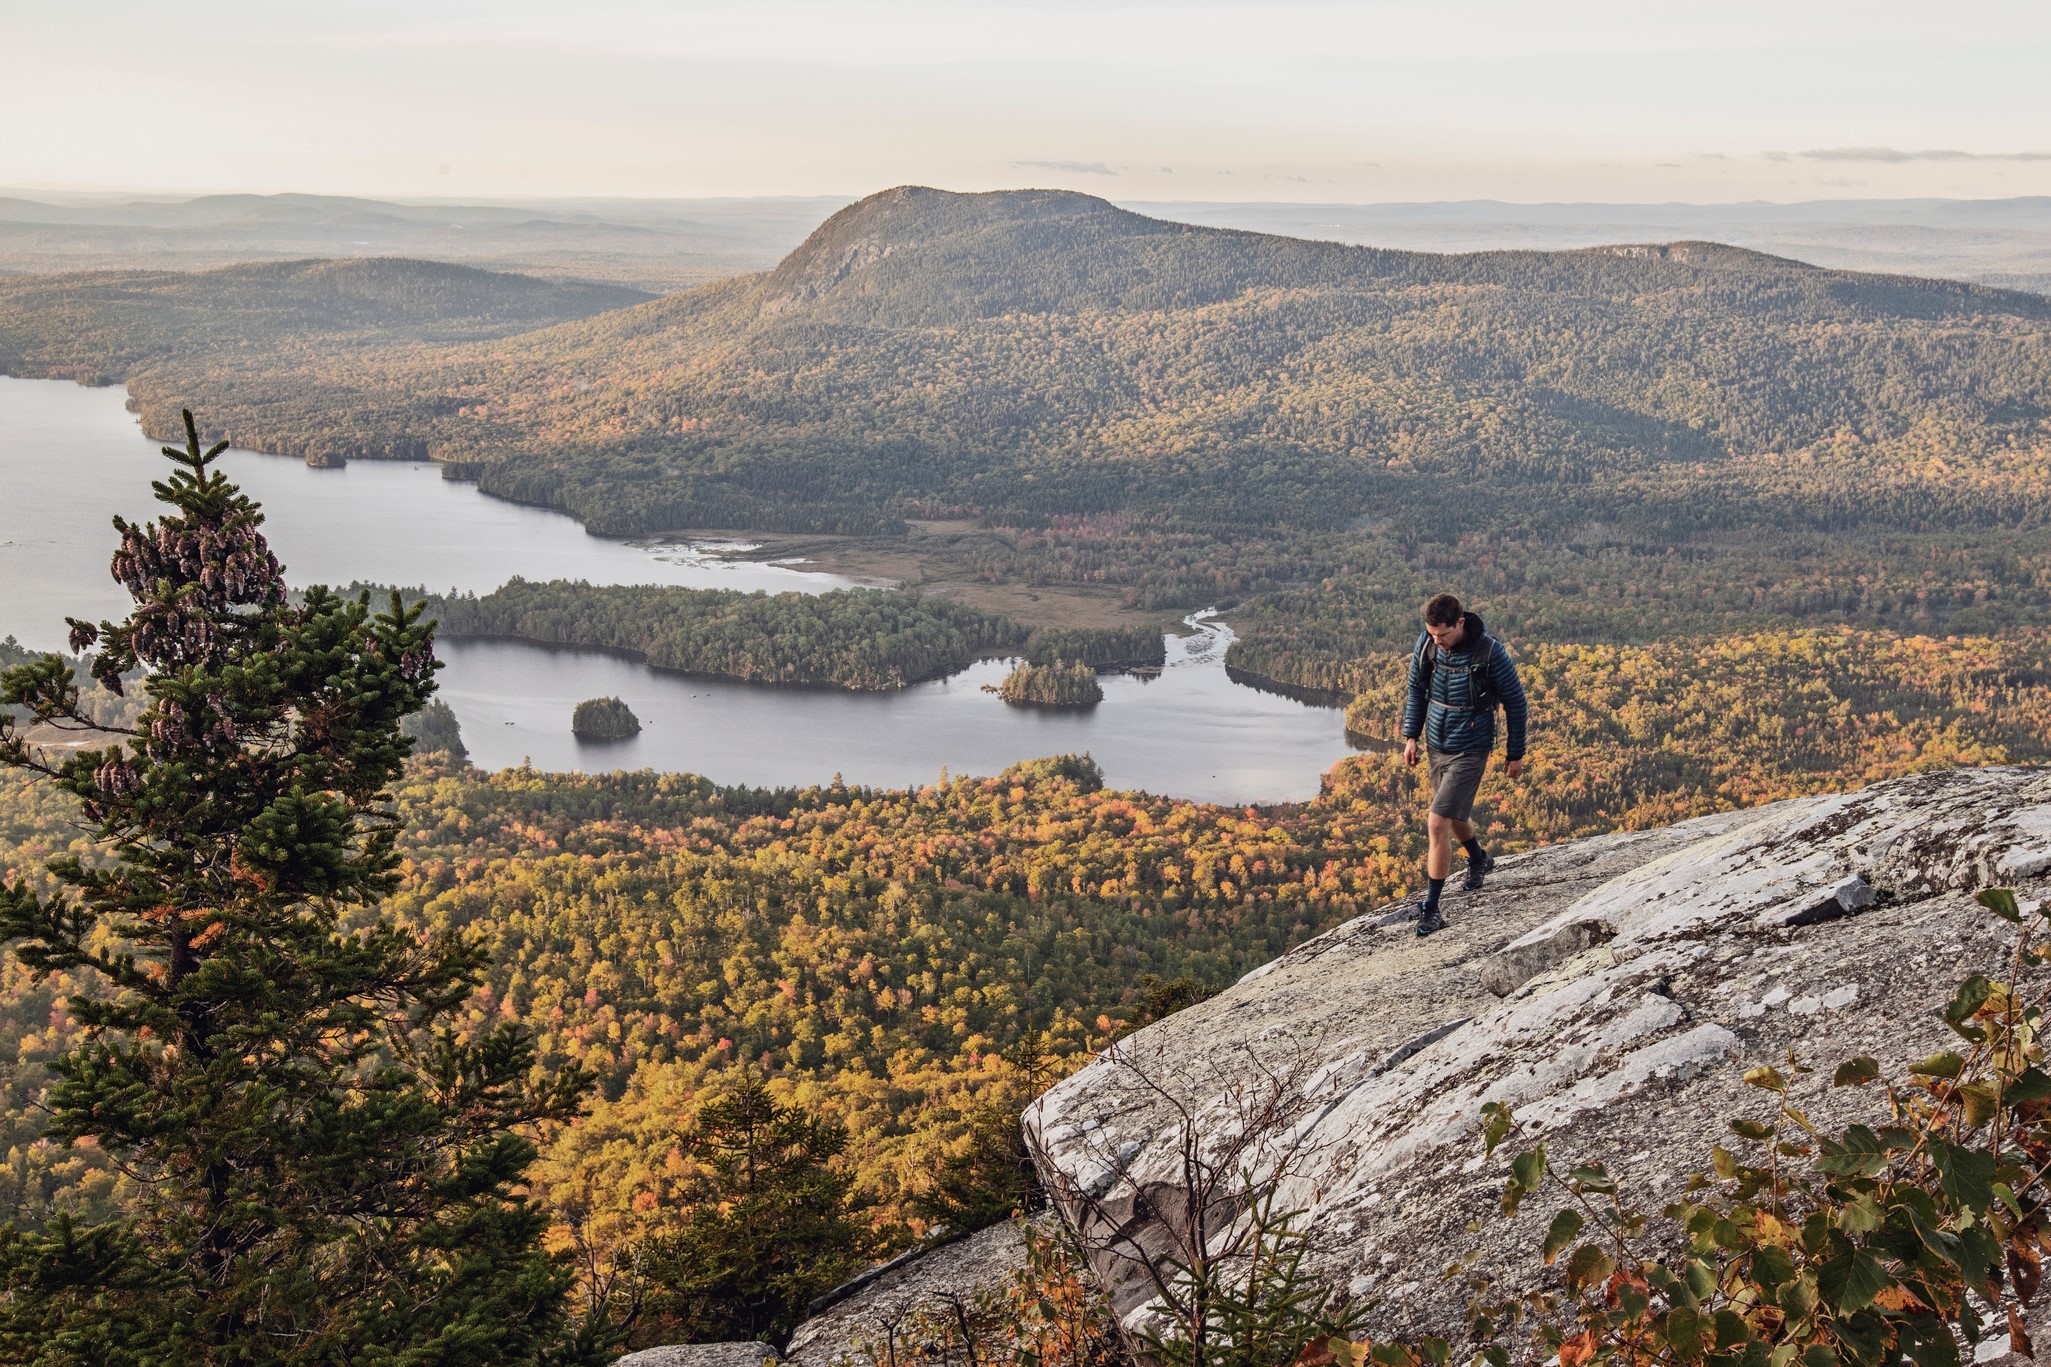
<box><xmin>1426</xmin><ymin>748</ymin><xmax>1489</xmax><ymax>822</ymax></box>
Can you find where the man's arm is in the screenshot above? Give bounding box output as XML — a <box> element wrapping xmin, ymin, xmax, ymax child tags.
<box><xmin>1400</xmin><ymin>636</ymin><xmax>1429</xmax><ymax>739</ymax></box>
<box><xmin>1492</xmin><ymin>640</ymin><xmax>1529</xmax><ymax>764</ymax></box>
<box><xmin>1400</xmin><ymin>635</ymin><xmax>1429</xmax><ymax>765</ymax></box>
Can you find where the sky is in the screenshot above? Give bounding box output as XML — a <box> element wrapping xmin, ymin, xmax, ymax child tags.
<box><xmin>7</xmin><ymin>0</ymin><xmax>2051</xmax><ymax>204</ymax></box>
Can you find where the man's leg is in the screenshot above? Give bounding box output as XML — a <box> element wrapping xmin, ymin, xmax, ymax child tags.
<box><xmin>1418</xmin><ymin>809</ymin><xmax>1452</xmax><ymax>934</ymax></box>
<box><xmin>1455</xmin><ymin>814</ymin><xmax>1492</xmax><ymax>889</ymax></box>
<box><xmin>1427</xmin><ymin>811</ymin><xmax>1456</xmax><ymax>881</ymax></box>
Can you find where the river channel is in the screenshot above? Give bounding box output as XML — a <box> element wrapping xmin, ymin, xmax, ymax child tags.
<box><xmin>0</xmin><ymin>377</ymin><xmax>1364</xmax><ymax>803</ymax></box>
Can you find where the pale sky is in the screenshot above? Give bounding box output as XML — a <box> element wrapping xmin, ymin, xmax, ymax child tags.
<box><xmin>7</xmin><ymin>0</ymin><xmax>2051</xmax><ymax>203</ymax></box>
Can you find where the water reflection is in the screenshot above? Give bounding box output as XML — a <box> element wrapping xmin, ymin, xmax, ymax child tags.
<box><xmin>441</xmin><ymin>612</ymin><xmax>1363</xmax><ymax>804</ymax></box>
<box><xmin>1</xmin><ymin>376</ymin><xmax>1363</xmax><ymax>802</ymax></box>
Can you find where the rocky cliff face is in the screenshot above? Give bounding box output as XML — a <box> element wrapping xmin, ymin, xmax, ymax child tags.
<box><xmin>1024</xmin><ymin>766</ymin><xmax>2051</xmax><ymax>1344</ymax></box>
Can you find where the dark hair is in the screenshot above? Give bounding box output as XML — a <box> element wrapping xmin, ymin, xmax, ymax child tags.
<box><xmin>1423</xmin><ymin>593</ymin><xmax>1464</xmax><ymax>627</ymax></box>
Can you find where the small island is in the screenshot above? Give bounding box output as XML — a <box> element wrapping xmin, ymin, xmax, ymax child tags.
<box><xmin>571</xmin><ymin>695</ymin><xmax>642</xmax><ymax>739</ymax></box>
<box><xmin>993</xmin><ymin>660</ymin><xmax>1103</xmax><ymax>708</ymax></box>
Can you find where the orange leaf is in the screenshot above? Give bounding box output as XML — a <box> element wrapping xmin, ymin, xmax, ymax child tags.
<box><xmin>1871</xmin><ymin>1284</ymin><xmax>1925</xmax><ymax>1313</ymax></box>
<box><xmin>2008</xmin><ymin>1304</ymin><xmax>2035</xmax><ymax>1359</ymax></box>
<box><xmin>1560</xmin><ymin>1330</ymin><xmax>1598</xmax><ymax>1367</ymax></box>
<box><xmin>1293</xmin><ymin>1335</ymin><xmax>1337</xmax><ymax>1367</ymax></box>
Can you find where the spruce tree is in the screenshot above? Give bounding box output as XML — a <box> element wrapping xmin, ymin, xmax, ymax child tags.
<box><xmin>0</xmin><ymin>413</ymin><xmax>606</xmax><ymax>1365</ymax></box>
<box><xmin>635</xmin><ymin>1075</ymin><xmax>874</xmax><ymax>1345</ymax></box>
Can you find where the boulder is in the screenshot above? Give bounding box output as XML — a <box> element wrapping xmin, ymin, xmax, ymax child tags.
<box><xmin>612</xmin><ymin>1346</ymin><xmax>781</xmax><ymax>1367</ymax></box>
<box><xmin>782</xmin><ymin>1222</ymin><xmax>1030</xmax><ymax>1367</ymax></box>
<box><xmin>1024</xmin><ymin>766</ymin><xmax>2051</xmax><ymax>1341</ymax></box>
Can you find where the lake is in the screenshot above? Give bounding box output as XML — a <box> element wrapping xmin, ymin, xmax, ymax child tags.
<box><xmin>0</xmin><ymin>377</ymin><xmax>1364</xmax><ymax>803</ymax></box>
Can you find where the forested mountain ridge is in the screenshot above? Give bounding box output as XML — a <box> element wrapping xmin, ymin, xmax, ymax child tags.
<box><xmin>0</xmin><ymin>257</ymin><xmax>651</xmax><ymax>384</ymax></box>
<box><xmin>12</xmin><ymin>187</ymin><xmax>2051</xmax><ymax>691</ymax></box>
<box><xmin>61</xmin><ymin>184</ymin><xmax>2049</xmax><ymax>543</ymax></box>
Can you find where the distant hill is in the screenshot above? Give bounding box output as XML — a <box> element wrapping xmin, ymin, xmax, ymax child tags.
<box><xmin>1126</xmin><ymin>195</ymin><xmax>2051</xmax><ymax>295</ymax></box>
<box><xmin>87</xmin><ymin>185</ymin><xmax>2048</xmax><ymax>540</ymax></box>
<box><xmin>0</xmin><ymin>190</ymin><xmax>852</xmax><ymax>291</ymax></box>
<box><xmin>0</xmin><ymin>258</ymin><xmax>652</xmax><ymax>384</ymax></box>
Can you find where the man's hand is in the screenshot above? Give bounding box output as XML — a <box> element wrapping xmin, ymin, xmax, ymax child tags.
<box><xmin>1505</xmin><ymin>757</ymin><xmax>1526</xmax><ymax>778</ymax></box>
<box><xmin>1402</xmin><ymin>738</ymin><xmax>1419</xmax><ymax>767</ymax></box>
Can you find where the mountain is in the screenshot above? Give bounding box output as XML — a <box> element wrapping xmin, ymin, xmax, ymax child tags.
<box><xmin>1127</xmin><ymin>195</ymin><xmax>2051</xmax><ymax>294</ymax></box>
<box><xmin>607</xmin><ymin>765</ymin><xmax>2051</xmax><ymax>1363</ymax></box>
<box><xmin>78</xmin><ymin>185</ymin><xmax>2049</xmax><ymax>541</ymax></box>
<box><xmin>1029</xmin><ymin>765</ymin><xmax>2051</xmax><ymax>1341</ymax></box>
<box><xmin>0</xmin><ymin>257</ymin><xmax>652</xmax><ymax>383</ymax></box>
<box><xmin>11</xmin><ymin>186</ymin><xmax>2051</xmax><ymax>670</ymax></box>
<box><xmin>0</xmin><ymin>190</ymin><xmax>851</xmax><ymax>291</ymax></box>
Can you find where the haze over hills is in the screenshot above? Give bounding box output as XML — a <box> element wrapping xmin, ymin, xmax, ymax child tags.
<box><xmin>0</xmin><ymin>258</ymin><xmax>651</xmax><ymax>390</ymax></box>
<box><xmin>0</xmin><ymin>190</ymin><xmax>850</xmax><ymax>291</ymax></box>
<box><xmin>11</xmin><ymin>187</ymin><xmax>2051</xmax><ymax>295</ymax></box>
<box><xmin>1137</xmin><ymin>196</ymin><xmax>2051</xmax><ymax>295</ymax></box>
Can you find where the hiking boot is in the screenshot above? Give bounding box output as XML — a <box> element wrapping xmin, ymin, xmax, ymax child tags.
<box><xmin>1415</xmin><ymin>903</ymin><xmax>1446</xmax><ymax>937</ymax></box>
<box><xmin>1461</xmin><ymin>848</ymin><xmax>1495</xmax><ymax>892</ymax></box>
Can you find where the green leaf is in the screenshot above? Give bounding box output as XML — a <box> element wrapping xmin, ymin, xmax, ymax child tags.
<box><xmin>1713</xmin><ymin>1307</ymin><xmax>1752</xmax><ymax>1349</ymax></box>
<box><xmin>1960</xmin><ymin>1081</ymin><xmax>2002</xmax><ymax>1129</ymax></box>
<box><xmin>1543</xmin><ymin>1208</ymin><xmax>1584</xmax><ymax>1265</ymax></box>
<box><xmin>2005</xmin><ymin>1067</ymin><xmax>2051</xmax><ymax>1104</ymax></box>
<box><xmin>1833</xmin><ymin>1056</ymin><xmax>1881</xmax><ymax>1087</ymax></box>
<box><xmin>1667</xmin><ymin>1306</ymin><xmax>1708</xmax><ymax>1364</ymax></box>
<box><xmin>1904</xmin><ymin>1324</ymin><xmax>1962</xmax><ymax>1367</ymax></box>
<box><xmin>1976</xmin><ymin>887</ymin><xmax>2021</xmax><ymax>923</ymax></box>
<box><xmin>1566</xmin><ymin>1162</ymin><xmax>1615</xmax><ymax>1193</ymax></box>
<box><xmin>1780</xmin><ymin>1271</ymin><xmax>1819</xmax><ymax>1320</ymax></box>
<box><xmin>1685</xmin><ymin>1258</ymin><xmax>1718</xmax><ymax>1303</ymax></box>
<box><xmin>1835</xmin><ymin>1192</ymin><xmax>1885</xmax><ymax>1234</ymax></box>
<box><xmin>1480</xmin><ymin>1101</ymin><xmax>1515</xmax><ymax>1156</ymax></box>
<box><xmin>1818</xmin><ymin>1248</ymin><xmax>1890</xmax><ymax>1313</ymax></box>
<box><xmin>1946</xmin><ymin>975</ymin><xmax>1996</xmax><ymax>1022</ymax></box>
<box><xmin>1835</xmin><ymin>1311</ymin><xmax>1888</xmax><ymax>1365</ymax></box>
<box><xmin>1746</xmin><ymin>1065</ymin><xmax>1789</xmax><ymax>1093</ymax></box>
<box><xmin>1510</xmin><ymin>1143</ymin><xmax>1546</xmax><ymax>1198</ymax></box>
<box><xmin>1931</xmin><ymin>1140</ymin><xmax>1996</xmax><ymax>1212</ymax></box>
<box><xmin>1909</xmin><ymin>1051</ymin><xmax>1966</xmax><ymax>1079</ymax></box>
<box><xmin>1729</xmin><ymin>1118</ymin><xmax>1775</xmax><ymax>1141</ymax></box>
<box><xmin>1564</xmin><ymin>1242</ymin><xmax>1616</xmax><ymax>1295</ymax></box>
<box><xmin>1752</xmin><ymin>1244</ymin><xmax>1796</xmax><ymax>1287</ymax></box>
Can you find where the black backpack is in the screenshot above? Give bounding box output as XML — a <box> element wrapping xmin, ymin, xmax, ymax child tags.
<box><xmin>1414</xmin><ymin>630</ymin><xmax>1497</xmax><ymax>714</ymax></box>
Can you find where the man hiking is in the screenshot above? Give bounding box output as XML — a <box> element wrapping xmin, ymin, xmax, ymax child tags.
<box><xmin>1400</xmin><ymin>593</ymin><xmax>1529</xmax><ymax>937</ymax></box>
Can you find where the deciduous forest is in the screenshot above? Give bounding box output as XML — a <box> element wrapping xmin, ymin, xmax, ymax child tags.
<box><xmin>4</xmin><ymin>185</ymin><xmax>2051</xmax><ymax>1357</ymax></box>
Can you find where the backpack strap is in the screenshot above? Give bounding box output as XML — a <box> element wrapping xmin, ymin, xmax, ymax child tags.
<box><xmin>1465</xmin><ymin>634</ymin><xmax>1497</xmax><ymax>713</ymax></box>
<box><xmin>1419</xmin><ymin>629</ymin><xmax>1500</xmax><ymax>713</ymax></box>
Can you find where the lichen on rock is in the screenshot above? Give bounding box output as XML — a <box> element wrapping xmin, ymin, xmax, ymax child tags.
<box><xmin>1024</xmin><ymin>766</ymin><xmax>2051</xmax><ymax>1340</ymax></box>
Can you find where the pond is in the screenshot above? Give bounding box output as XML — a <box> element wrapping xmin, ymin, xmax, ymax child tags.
<box><xmin>0</xmin><ymin>376</ymin><xmax>1364</xmax><ymax>803</ymax></box>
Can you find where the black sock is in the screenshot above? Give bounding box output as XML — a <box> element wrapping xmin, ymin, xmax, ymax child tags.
<box><xmin>1462</xmin><ymin>838</ymin><xmax>1487</xmax><ymax>863</ymax></box>
<box><xmin>1424</xmin><ymin>877</ymin><xmax>1445</xmax><ymax>913</ymax></box>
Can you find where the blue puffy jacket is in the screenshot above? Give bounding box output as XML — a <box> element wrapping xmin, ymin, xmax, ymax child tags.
<box><xmin>1400</xmin><ymin>612</ymin><xmax>1528</xmax><ymax>760</ymax></box>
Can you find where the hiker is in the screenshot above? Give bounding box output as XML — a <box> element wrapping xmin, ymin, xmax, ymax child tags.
<box><xmin>1400</xmin><ymin>593</ymin><xmax>1528</xmax><ymax>937</ymax></box>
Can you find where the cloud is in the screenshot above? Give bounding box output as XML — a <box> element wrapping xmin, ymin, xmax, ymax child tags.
<box><xmin>1012</xmin><ymin>159</ymin><xmax>1117</xmax><ymax>176</ymax></box>
<box><xmin>1796</xmin><ymin>146</ymin><xmax>2051</xmax><ymax>163</ymax></box>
